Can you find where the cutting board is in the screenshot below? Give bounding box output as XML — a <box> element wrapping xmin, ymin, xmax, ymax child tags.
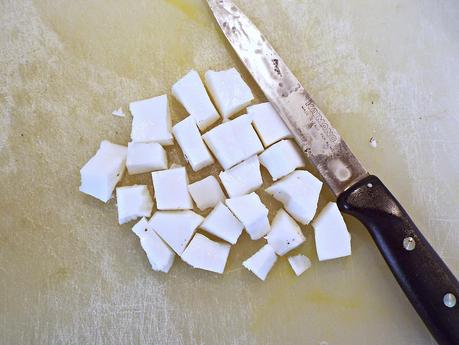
<box><xmin>1</xmin><ymin>0</ymin><xmax>458</xmax><ymax>344</ymax></box>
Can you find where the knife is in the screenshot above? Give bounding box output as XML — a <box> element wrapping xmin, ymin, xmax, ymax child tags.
<box><xmin>206</xmin><ymin>1</ymin><xmax>459</xmax><ymax>344</ymax></box>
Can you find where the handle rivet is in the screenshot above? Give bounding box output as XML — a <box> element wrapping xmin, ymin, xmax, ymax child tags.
<box><xmin>403</xmin><ymin>237</ymin><xmax>416</xmax><ymax>251</ymax></box>
<box><xmin>443</xmin><ymin>293</ymin><xmax>457</xmax><ymax>308</ymax></box>
<box><xmin>367</xmin><ymin>183</ymin><xmax>373</xmax><ymax>188</ymax></box>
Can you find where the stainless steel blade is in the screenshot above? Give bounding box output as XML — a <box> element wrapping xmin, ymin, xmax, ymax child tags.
<box><xmin>207</xmin><ymin>0</ymin><xmax>368</xmax><ymax>196</ymax></box>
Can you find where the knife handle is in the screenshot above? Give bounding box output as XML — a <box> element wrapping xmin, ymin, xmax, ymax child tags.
<box><xmin>337</xmin><ymin>175</ymin><xmax>459</xmax><ymax>345</ymax></box>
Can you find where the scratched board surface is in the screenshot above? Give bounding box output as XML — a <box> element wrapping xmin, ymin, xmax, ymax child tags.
<box><xmin>1</xmin><ymin>0</ymin><xmax>458</xmax><ymax>344</ymax></box>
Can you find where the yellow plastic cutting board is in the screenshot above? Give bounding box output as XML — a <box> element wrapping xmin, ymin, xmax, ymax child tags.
<box><xmin>1</xmin><ymin>0</ymin><xmax>458</xmax><ymax>344</ymax></box>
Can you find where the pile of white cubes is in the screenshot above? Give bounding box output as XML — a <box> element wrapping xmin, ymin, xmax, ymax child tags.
<box><xmin>79</xmin><ymin>68</ymin><xmax>351</xmax><ymax>280</ymax></box>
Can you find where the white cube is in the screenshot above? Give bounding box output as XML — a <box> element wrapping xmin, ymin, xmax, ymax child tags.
<box><xmin>181</xmin><ymin>233</ymin><xmax>231</xmax><ymax>274</ymax></box>
<box><xmin>200</xmin><ymin>202</ymin><xmax>244</xmax><ymax>244</ymax></box>
<box><xmin>172</xmin><ymin>116</ymin><xmax>214</xmax><ymax>171</ymax></box>
<box><xmin>151</xmin><ymin>167</ymin><xmax>193</xmax><ymax>210</ymax></box>
<box><xmin>219</xmin><ymin>155</ymin><xmax>263</xmax><ymax>197</ymax></box>
<box><xmin>312</xmin><ymin>202</ymin><xmax>351</xmax><ymax>261</ymax></box>
<box><xmin>132</xmin><ymin>218</ymin><xmax>175</xmax><ymax>273</ymax></box>
<box><xmin>259</xmin><ymin>140</ymin><xmax>306</xmax><ymax>181</ymax></box>
<box><xmin>188</xmin><ymin>176</ymin><xmax>226</xmax><ymax>211</ymax></box>
<box><xmin>79</xmin><ymin>140</ymin><xmax>127</xmax><ymax>203</ymax></box>
<box><xmin>204</xmin><ymin>68</ymin><xmax>254</xmax><ymax>119</ymax></box>
<box><xmin>202</xmin><ymin>115</ymin><xmax>263</xmax><ymax>170</ymax></box>
<box><xmin>247</xmin><ymin>102</ymin><xmax>292</xmax><ymax>147</ymax></box>
<box><xmin>265</xmin><ymin>170</ymin><xmax>322</xmax><ymax>225</ymax></box>
<box><xmin>126</xmin><ymin>142</ymin><xmax>167</xmax><ymax>175</ymax></box>
<box><xmin>265</xmin><ymin>209</ymin><xmax>305</xmax><ymax>255</ymax></box>
<box><xmin>288</xmin><ymin>255</ymin><xmax>311</xmax><ymax>276</ymax></box>
<box><xmin>132</xmin><ymin>217</ymin><xmax>149</xmax><ymax>237</ymax></box>
<box><xmin>225</xmin><ymin>192</ymin><xmax>270</xmax><ymax>240</ymax></box>
<box><xmin>148</xmin><ymin>210</ymin><xmax>204</xmax><ymax>255</ymax></box>
<box><xmin>243</xmin><ymin>244</ymin><xmax>277</xmax><ymax>281</ymax></box>
<box><xmin>140</xmin><ymin>232</ymin><xmax>175</xmax><ymax>273</ymax></box>
<box><xmin>172</xmin><ymin>70</ymin><xmax>220</xmax><ymax>131</ymax></box>
<box><xmin>130</xmin><ymin>94</ymin><xmax>173</xmax><ymax>145</ymax></box>
<box><xmin>116</xmin><ymin>185</ymin><xmax>153</xmax><ymax>224</ymax></box>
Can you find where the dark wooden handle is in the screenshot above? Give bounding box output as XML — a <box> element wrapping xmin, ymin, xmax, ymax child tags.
<box><xmin>337</xmin><ymin>175</ymin><xmax>459</xmax><ymax>345</ymax></box>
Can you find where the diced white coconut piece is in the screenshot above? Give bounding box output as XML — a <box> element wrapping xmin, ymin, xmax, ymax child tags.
<box><xmin>151</xmin><ymin>167</ymin><xmax>193</xmax><ymax>210</ymax></box>
<box><xmin>132</xmin><ymin>219</ymin><xmax>175</xmax><ymax>273</ymax></box>
<box><xmin>188</xmin><ymin>176</ymin><xmax>226</xmax><ymax>211</ymax></box>
<box><xmin>116</xmin><ymin>185</ymin><xmax>153</xmax><ymax>224</ymax></box>
<box><xmin>243</xmin><ymin>244</ymin><xmax>277</xmax><ymax>281</ymax></box>
<box><xmin>172</xmin><ymin>116</ymin><xmax>214</xmax><ymax>171</ymax></box>
<box><xmin>148</xmin><ymin>210</ymin><xmax>204</xmax><ymax>255</ymax></box>
<box><xmin>202</xmin><ymin>115</ymin><xmax>263</xmax><ymax>169</ymax></box>
<box><xmin>132</xmin><ymin>217</ymin><xmax>149</xmax><ymax>237</ymax></box>
<box><xmin>204</xmin><ymin>68</ymin><xmax>254</xmax><ymax>119</ymax></box>
<box><xmin>232</xmin><ymin>115</ymin><xmax>265</xmax><ymax>161</ymax></box>
<box><xmin>312</xmin><ymin>202</ymin><xmax>351</xmax><ymax>261</ymax></box>
<box><xmin>126</xmin><ymin>142</ymin><xmax>167</xmax><ymax>175</ymax></box>
<box><xmin>265</xmin><ymin>170</ymin><xmax>322</xmax><ymax>225</ymax></box>
<box><xmin>172</xmin><ymin>70</ymin><xmax>220</xmax><ymax>131</ymax></box>
<box><xmin>247</xmin><ymin>102</ymin><xmax>292</xmax><ymax>147</ymax></box>
<box><xmin>265</xmin><ymin>209</ymin><xmax>305</xmax><ymax>255</ymax></box>
<box><xmin>259</xmin><ymin>140</ymin><xmax>306</xmax><ymax>181</ymax></box>
<box><xmin>79</xmin><ymin>140</ymin><xmax>127</xmax><ymax>203</ymax></box>
<box><xmin>225</xmin><ymin>192</ymin><xmax>270</xmax><ymax>240</ymax></box>
<box><xmin>139</xmin><ymin>231</ymin><xmax>175</xmax><ymax>273</ymax></box>
<box><xmin>181</xmin><ymin>233</ymin><xmax>231</xmax><ymax>274</ymax></box>
<box><xmin>219</xmin><ymin>155</ymin><xmax>262</xmax><ymax>197</ymax></box>
<box><xmin>132</xmin><ymin>220</ymin><xmax>174</xmax><ymax>273</ymax></box>
<box><xmin>200</xmin><ymin>202</ymin><xmax>244</xmax><ymax>244</ymax></box>
<box><xmin>129</xmin><ymin>94</ymin><xmax>173</xmax><ymax>145</ymax></box>
<box><xmin>112</xmin><ymin>107</ymin><xmax>125</xmax><ymax>117</ymax></box>
<box><xmin>288</xmin><ymin>255</ymin><xmax>311</xmax><ymax>276</ymax></box>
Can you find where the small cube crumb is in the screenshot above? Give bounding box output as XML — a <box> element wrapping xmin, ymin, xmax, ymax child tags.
<box><xmin>181</xmin><ymin>233</ymin><xmax>231</xmax><ymax>274</ymax></box>
<box><xmin>112</xmin><ymin>107</ymin><xmax>125</xmax><ymax>117</ymax></box>
<box><xmin>247</xmin><ymin>102</ymin><xmax>292</xmax><ymax>147</ymax></box>
<box><xmin>148</xmin><ymin>210</ymin><xmax>204</xmax><ymax>255</ymax></box>
<box><xmin>202</xmin><ymin>115</ymin><xmax>263</xmax><ymax>170</ymax></box>
<box><xmin>188</xmin><ymin>176</ymin><xmax>226</xmax><ymax>211</ymax></box>
<box><xmin>265</xmin><ymin>209</ymin><xmax>305</xmax><ymax>255</ymax></box>
<box><xmin>200</xmin><ymin>202</ymin><xmax>244</xmax><ymax>244</ymax></box>
<box><xmin>226</xmin><ymin>192</ymin><xmax>270</xmax><ymax>240</ymax></box>
<box><xmin>126</xmin><ymin>142</ymin><xmax>167</xmax><ymax>175</ymax></box>
<box><xmin>219</xmin><ymin>155</ymin><xmax>262</xmax><ymax>197</ymax></box>
<box><xmin>312</xmin><ymin>202</ymin><xmax>351</xmax><ymax>261</ymax></box>
<box><xmin>243</xmin><ymin>244</ymin><xmax>277</xmax><ymax>281</ymax></box>
<box><xmin>288</xmin><ymin>255</ymin><xmax>311</xmax><ymax>276</ymax></box>
<box><xmin>369</xmin><ymin>136</ymin><xmax>378</xmax><ymax>148</ymax></box>
<box><xmin>116</xmin><ymin>185</ymin><xmax>153</xmax><ymax>224</ymax></box>
<box><xmin>152</xmin><ymin>167</ymin><xmax>193</xmax><ymax>210</ymax></box>
<box><xmin>132</xmin><ymin>218</ymin><xmax>175</xmax><ymax>273</ymax></box>
<box><xmin>130</xmin><ymin>94</ymin><xmax>173</xmax><ymax>145</ymax></box>
<box><xmin>259</xmin><ymin>140</ymin><xmax>306</xmax><ymax>181</ymax></box>
<box><xmin>172</xmin><ymin>116</ymin><xmax>214</xmax><ymax>171</ymax></box>
<box><xmin>265</xmin><ymin>170</ymin><xmax>322</xmax><ymax>225</ymax></box>
<box><xmin>205</xmin><ymin>68</ymin><xmax>254</xmax><ymax>119</ymax></box>
<box><xmin>79</xmin><ymin>140</ymin><xmax>127</xmax><ymax>203</ymax></box>
<box><xmin>172</xmin><ymin>70</ymin><xmax>220</xmax><ymax>131</ymax></box>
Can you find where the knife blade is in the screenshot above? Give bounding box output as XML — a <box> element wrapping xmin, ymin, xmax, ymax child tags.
<box><xmin>207</xmin><ymin>1</ymin><xmax>459</xmax><ymax>345</ymax></box>
<box><xmin>206</xmin><ymin>0</ymin><xmax>367</xmax><ymax>196</ymax></box>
